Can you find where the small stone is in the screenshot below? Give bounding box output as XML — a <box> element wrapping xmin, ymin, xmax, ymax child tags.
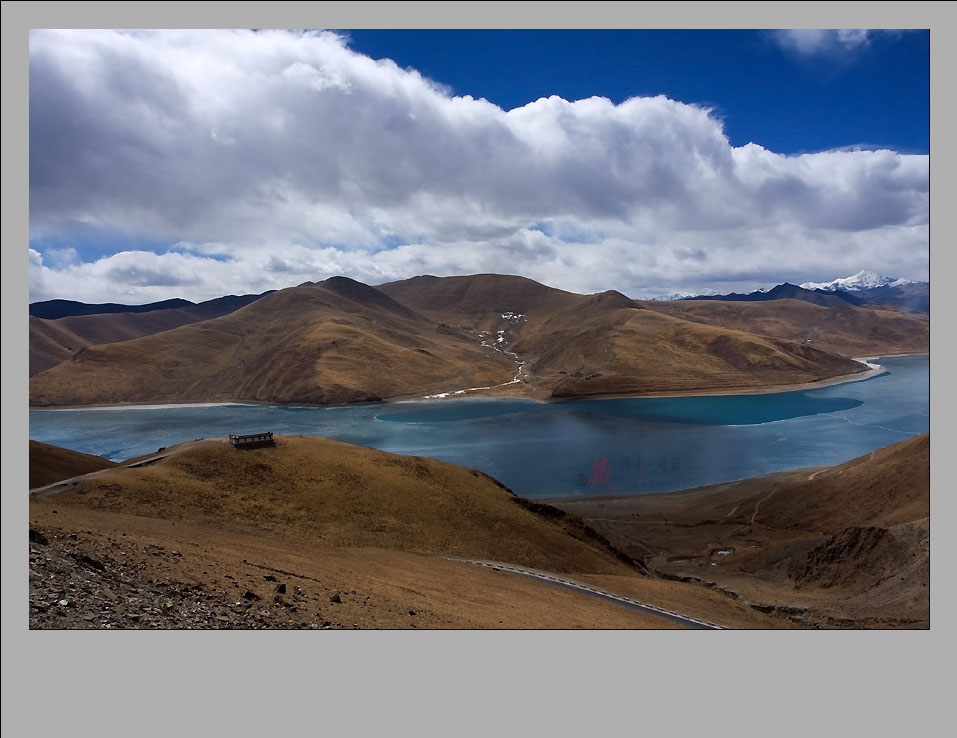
<box><xmin>58</xmin><ymin>599</ymin><xmax>68</xmax><ymax>607</ymax></box>
<box><xmin>408</xmin><ymin>610</ymin><xmax>416</xmax><ymax>616</ymax></box>
<box><xmin>77</xmin><ymin>554</ymin><xmax>105</xmax><ymax>571</ymax></box>
<box><xmin>243</xmin><ymin>590</ymin><xmax>260</xmax><ymax>601</ymax></box>
<box><xmin>274</xmin><ymin>583</ymin><xmax>286</xmax><ymax>594</ymax></box>
<box><xmin>263</xmin><ymin>575</ymin><xmax>277</xmax><ymax>582</ymax></box>
<box><xmin>330</xmin><ymin>593</ymin><xmax>342</xmax><ymax>604</ymax></box>
<box><xmin>29</xmin><ymin>528</ymin><xmax>48</xmax><ymax>545</ymax></box>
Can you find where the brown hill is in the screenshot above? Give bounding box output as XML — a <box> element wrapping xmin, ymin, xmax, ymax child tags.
<box><xmin>30</xmin><ymin>277</ymin><xmax>515</xmax><ymax>406</ymax></box>
<box><xmin>32</xmin><ymin>435</ymin><xmax>632</xmax><ymax>574</ymax></box>
<box><xmin>30</xmin><ymin>294</ymin><xmax>267</xmax><ymax>376</ymax></box>
<box><xmin>384</xmin><ymin>274</ymin><xmax>868</xmax><ymax>399</ymax></box>
<box><xmin>644</xmin><ymin>298</ymin><xmax>929</xmax><ymax>357</ymax></box>
<box><xmin>29</xmin><ymin>436</ymin><xmax>786</xmax><ymax>629</ymax></box>
<box><xmin>515</xmin><ymin>298</ymin><xmax>865</xmax><ymax>398</ymax></box>
<box><xmin>29</xmin><ymin>439</ymin><xmax>118</xmax><ymax>489</ymax></box>
<box><xmin>378</xmin><ymin>273</ymin><xmax>583</xmax><ymax>323</ymax></box>
<box><xmin>29</xmin><ymin>316</ymin><xmax>92</xmax><ymax>376</ymax></box>
<box><xmin>550</xmin><ymin>434</ymin><xmax>930</xmax><ymax>628</ymax></box>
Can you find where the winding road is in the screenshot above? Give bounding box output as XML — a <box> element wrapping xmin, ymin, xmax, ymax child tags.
<box><xmin>453</xmin><ymin>558</ymin><xmax>723</xmax><ymax>629</ymax></box>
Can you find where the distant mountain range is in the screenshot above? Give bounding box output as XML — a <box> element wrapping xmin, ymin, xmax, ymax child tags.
<box><xmin>800</xmin><ymin>270</ymin><xmax>914</xmax><ymax>292</ymax></box>
<box><xmin>684</xmin><ymin>282</ymin><xmax>866</xmax><ymax>309</ymax></box>
<box><xmin>29</xmin><ymin>292</ymin><xmax>273</xmax><ymax>320</ymax></box>
<box><xmin>800</xmin><ymin>270</ymin><xmax>929</xmax><ymax>313</ymax></box>
<box><xmin>678</xmin><ymin>271</ymin><xmax>928</xmax><ymax>314</ymax></box>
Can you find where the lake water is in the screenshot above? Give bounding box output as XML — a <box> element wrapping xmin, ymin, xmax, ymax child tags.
<box><xmin>29</xmin><ymin>354</ymin><xmax>929</xmax><ymax>499</ymax></box>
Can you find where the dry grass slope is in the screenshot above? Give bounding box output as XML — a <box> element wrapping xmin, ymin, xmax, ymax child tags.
<box><xmin>29</xmin><ymin>440</ymin><xmax>118</xmax><ymax>488</ymax></box>
<box><xmin>644</xmin><ymin>298</ymin><xmax>929</xmax><ymax>357</ymax></box>
<box><xmin>384</xmin><ymin>275</ymin><xmax>877</xmax><ymax>398</ymax></box>
<box><xmin>28</xmin><ymin>436</ymin><xmax>797</xmax><ymax>629</ymax></box>
<box><xmin>30</xmin><ymin>278</ymin><xmax>514</xmax><ymax>406</ymax></box>
<box><xmin>550</xmin><ymin>434</ymin><xmax>929</xmax><ymax>628</ymax></box>
<box><xmin>29</xmin><ymin>296</ymin><xmax>266</xmax><ymax>376</ymax></box>
<box><xmin>41</xmin><ymin>435</ymin><xmax>633</xmax><ymax>575</ymax></box>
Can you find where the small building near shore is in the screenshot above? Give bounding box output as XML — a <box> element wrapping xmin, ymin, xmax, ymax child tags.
<box><xmin>229</xmin><ymin>432</ymin><xmax>275</xmax><ymax>449</ymax></box>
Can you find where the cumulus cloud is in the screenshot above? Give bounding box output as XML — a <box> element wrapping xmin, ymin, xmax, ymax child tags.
<box><xmin>28</xmin><ymin>29</ymin><xmax>928</xmax><ymax>303</ymax></box>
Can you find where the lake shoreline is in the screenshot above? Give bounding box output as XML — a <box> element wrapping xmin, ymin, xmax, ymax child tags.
<box><xmin>29</xmin><ymin>353</ymin><xmax>923</xmax><ymax>412</ymax></box>
<box><xmin>28</xmin><ymin>355</ymin><xmax>929</xmax><ymax>497</ymax></box>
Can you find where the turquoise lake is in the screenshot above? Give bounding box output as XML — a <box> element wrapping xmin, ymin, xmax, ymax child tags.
<box><xmin>28</xmin><ymin>354</ymin><xmax>929</xmax><ymax>499</ymax></box>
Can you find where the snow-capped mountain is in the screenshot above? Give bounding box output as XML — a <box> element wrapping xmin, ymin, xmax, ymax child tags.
<box><xmin>647</xmin><ymin>271</ymin><xmax>928</xmax><ymax>312</ymax></box>
<box><xmin>799</xmin><ymin>270</ymin><xmax>928</xmax><ymax>313</ymax></box>
<box><xmin>647</xmin><ymin>288</ymin><xmax>723</xmax><ymax>301</ymax></box>
<box><xmin>800</xmin><ymin>270</ymin><xmax>914</xmax><ymax>292</ymax></box>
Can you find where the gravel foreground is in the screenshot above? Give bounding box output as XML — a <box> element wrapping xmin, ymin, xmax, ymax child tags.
<box><xmin>29</xmin><ymin>527</ymin><xmax>352</xmax><ymax>630</ymax></box>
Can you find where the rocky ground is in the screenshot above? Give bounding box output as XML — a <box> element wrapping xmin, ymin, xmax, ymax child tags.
<box><xmin>29</xmin><ymin>526</ymin><xmax>367</xmax><ymax>630</ymax></box>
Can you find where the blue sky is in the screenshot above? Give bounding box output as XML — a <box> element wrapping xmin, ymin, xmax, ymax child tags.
<box><xmin>343</xmin><ymin>29</ymin><xmax>930</xmax><ymax>155</ymax></box>
<box><xmin>28</xmin><ymin>28</ymin><xmax>929</xmax><ymax>304</ymax></box>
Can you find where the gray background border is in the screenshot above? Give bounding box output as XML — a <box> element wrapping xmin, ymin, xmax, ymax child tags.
<box><xmin>2</xmin><ymin>2</ymin><xmax>951</xmax><ymax>736</ymax></box>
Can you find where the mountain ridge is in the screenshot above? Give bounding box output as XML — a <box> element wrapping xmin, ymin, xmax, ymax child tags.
<box><xmin>29</xmin><ymin>291</ymin><xmax>276</xmax><ymax>375</ymax></box>
<box><xmin>800</xmin><ymin>270</ymin><xmax>917</xmax><ymax>292</ymax></box>
<box><xmin>30</xmin><ymin>273</ymin><xmax>928</xmax><ymax>407</ymax></box>
<box><xmin>683</xmin><ymin>282</ymin><xmax>866</xmax><ymax>308</ymax></box>
<box><xmin>799</xmin><ymin>271</ymin><xmax>929</xmax><ymax>313</ymax></box>
<box><xmin>29</xmin><ymin>291</ymin><xmax>274</xmax><ymax>320</ymax></box>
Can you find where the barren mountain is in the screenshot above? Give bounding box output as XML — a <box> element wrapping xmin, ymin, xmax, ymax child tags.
<box><xmin>29</xmin><ymin>297</ymin><xmax>193</xmax><ymax>320</ymax></box>
<box><xmin>30</xmin><ymin>277</ymin><xmax>515</xmax><ymax>406</ymax></box>
<box><xmin>378</xmin><ymin>273</ymin><xmax>584</xmax><ymax>325</ymax></box>
<box><xmin>31</xmin><ymin>273</ymin><xmax>928</xmax><ymax>407</ymax></box>
<box><xmin>644</xmin><ymin>298</ymin><xmax>929</xmax><ymax>357</ymax></box>
<box><xmin>513</xmin><ymin>295</ymin><xmax>866</xmax><ymax>398</ymax></box>
<box><xmin>382</xmin><ymin>274</ymin><xmax>869</xmax><ymax>399</ymax></box>
<box><xmin>30</xmin><ymin>293</ymin><xmax>269</xmax><ymax>375</ymax></box>
<box><xmin>550</xmin><ymin>434</ymin><xmax>930</xmax><ymax>628</ymax></box>
<box><xmin>29</xmin><ymin>293</ymin><xmax>270</xmax><ymax>320</ymax></box>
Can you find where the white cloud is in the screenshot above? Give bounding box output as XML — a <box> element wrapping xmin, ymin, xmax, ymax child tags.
<box><xmin>28</xmin><ymin>29</ymin><xmax>928</xmax><ymax>304</ymax></box>
<box><xmin>770</xmin><ymin>29</ymin><xmax>874</xmax><ymax>57</ymax></box>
